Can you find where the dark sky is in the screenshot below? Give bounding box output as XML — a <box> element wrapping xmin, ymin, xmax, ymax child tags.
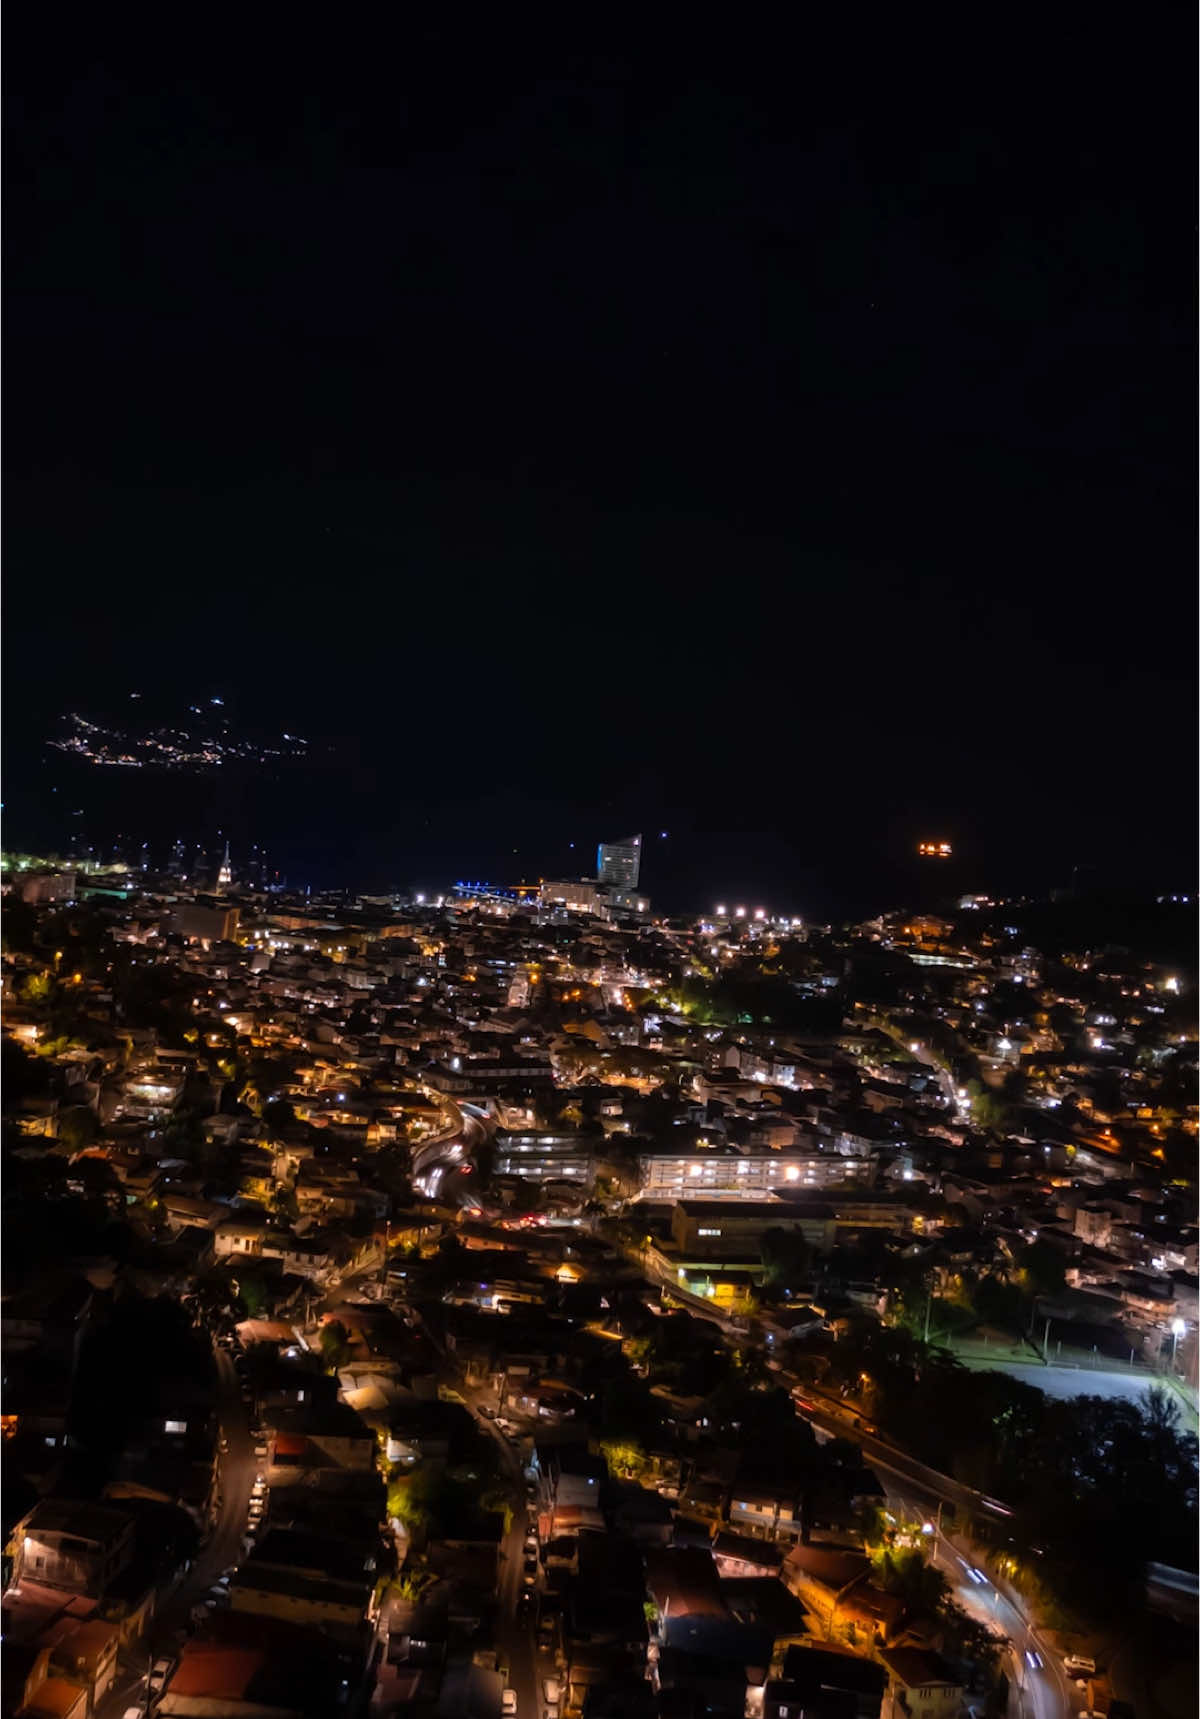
<box><xmin>5</xmin><ymin>20</ymin><xmax>1195</xmax><ymax>913</ymax></box>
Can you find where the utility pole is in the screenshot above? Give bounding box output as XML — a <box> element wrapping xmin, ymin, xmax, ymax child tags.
<box><xmin>1042</xmin><ymin>1317</ymin><xmax>1051</xmax><ymax>1362</ymax></box>
<box><xmin>923</xmin><ymin>1291</ymin><xmax>933</xmax><ymax>1345</ymax></box>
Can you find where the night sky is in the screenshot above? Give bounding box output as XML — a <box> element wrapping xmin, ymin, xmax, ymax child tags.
<box><xmin>5</xmin><ymin>20</ymin><xmax>1195</xmax><ymax>914</ymax></box>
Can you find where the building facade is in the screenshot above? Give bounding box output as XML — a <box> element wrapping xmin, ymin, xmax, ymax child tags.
<box><xmin>597</xmin><ymin>834</ymin><xmax>642</xmax><ymax>890</ymax></box>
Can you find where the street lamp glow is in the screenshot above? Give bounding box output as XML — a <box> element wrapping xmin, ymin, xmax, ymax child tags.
<box><xmin>1171</xmin><ymin>1318</ymin><xmax>1186</xmax><ymax>1337</ymax></box>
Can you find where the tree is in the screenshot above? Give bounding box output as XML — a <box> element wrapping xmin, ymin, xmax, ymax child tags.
<box><xmin>271</xmin><ymin>1185</ymin><xmax>299</xmax><ymax>1222</ymax></box>
<box><xmin>760</xmin><ymin>1226</ymin><xmax>811</xmax><ymax>1294</ymax></box>
<box><xmin>599</xmin><ymin>1438</ymin><xmax>648</xmax><ymax>1480</ymax></box>
<box><xmin>970</xmin><ymin>1272</ymin><xmax>1028</xmax><ymax>1333</ymax></box>
<box><xmin>965</xmin><ymin>1080</ymin><xmax>1009</xmax><ymax>1130</ymax></box>
<box><xmin>319</xmin><ymin>1319</ymin><xmax>351</xmax><ymax>1371</ymax></box>
<box><xmin>1017</xmin><ymin>1238</ymin><xmax>1066</xmax><ymax>1298</ymax></box>
<box><xmin>238</xmin><ymin>1273</ymin><xmax>269</xmax><ymax>1317</ymax></box>
<box><xmin>22</xmin><ymin>970</ymin><xmax>55</xmax><ymax>1005</ymax></box>
<box><xmin>58</xmin><ymin>1105</ymin><xmax>99</xmax><ymax>1153</ymax></box>
<box><xmin>870</xmin><ymin>1546</ymin><xmax>949</xmax><ymax>1615</ymax></box>
<box><xmin>263</xmin><ymin>1097</ymin><xmax>297</xmax><ymax>1136</ymax></box>
<box><xmin>1001</xmin><ymin>1067</ymin><xmax>1029</xmax><ymax>1106</ymax></box>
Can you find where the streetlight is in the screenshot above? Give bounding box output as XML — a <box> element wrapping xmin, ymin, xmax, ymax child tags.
<box><xmin>1170</xmin><ymin>1317</ymin><xmax>1185</xmax><ymax>1371</ymax></box>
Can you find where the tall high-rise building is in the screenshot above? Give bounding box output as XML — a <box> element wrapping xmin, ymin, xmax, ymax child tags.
<box><xmin>597</xmin><ymin>833</ymin><xmax>642</xmax><ymax>890</ymax></box>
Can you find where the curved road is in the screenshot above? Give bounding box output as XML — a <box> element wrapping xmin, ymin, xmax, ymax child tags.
<box><xmin>411</xmin><ymin>1106</ymin><xmax>490</xmax><ymax>1202</ymax></box>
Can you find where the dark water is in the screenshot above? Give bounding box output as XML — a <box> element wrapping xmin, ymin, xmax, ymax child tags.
<box><xmin>4</xmin><ymin>735</ymin><xmax>1195</xmax><ymax>933</ymax></box>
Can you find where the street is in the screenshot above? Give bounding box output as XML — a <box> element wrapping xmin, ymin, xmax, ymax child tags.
<box><xmin>161</xmin><ymin>1346</ymin><xmax>255</xmax><ymax>1632</ymax></box>
<box><xmin>407</xmin><ymin>1306</ymin><xmax>540</xmax><ymax>1719</ymax></box>
<box><xmin>883</xmin><ymin>1481</ymin><xmax>1072</xmax><ymax>1719</ymax></box>
<box><xmin>96</xmin><ymin>1343</ymin><xmax>254</xmax><ymax>1718</ymax></box>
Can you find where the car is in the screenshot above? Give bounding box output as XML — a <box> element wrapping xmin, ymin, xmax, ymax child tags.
<box><xmin>542</xmin><ymin>1675</ymin><xmax>562</xmax><ymax>1718</ymax></box>
<box><xmin>524</xmin><ymin>1534</ymin><xmax>537</xmax><ymax>1553</ymax></box>
<box><xmin>121</xmin><ymin>1707</ymin><xmax>146</xmax><ymax>1719</ymax></box>
<box><xmin>537</xmin><ymin>1620</ymin><xmax>555</xmax><ymax>1650</ymax></box>
<box><xmin>501</xmin><ymin>1691</ymin><xmax>518</xmax><ymax>1717</ymax></box>
<box><xmin>479</xmin><ymin>1405</ymin><xmax>496</xmax><ymax>1419</ymax></box>
<box><xmin>149</xmin><ymin>1656</ymin><xmax>175</xmax><ymax>1690</ymax></box>
<box><xmin>792</xmin><ymin>1395</ymin><xmax>816</xmax><ymax>1413</ymax></box>
<box><xmin>218</xmin><ymin>1435</ymin><xmax>229</xmax><ymax>1454</ymax></box>
<box><xmin>253</xmin><ymin>1442</ymin><xmax>268</xmax><ymax>1458</ymax></box>
<box><xmin>1064</xmin><ymin>1657</ymin><xmax>1097</xmax><ymax>1680</ymax></box>
<box><xmin>522</xmin><ymin>1567</ymin><xmax>536</xmax><ymax>1587</ymax></box>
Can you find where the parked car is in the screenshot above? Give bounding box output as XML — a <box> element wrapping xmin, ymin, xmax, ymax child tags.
<box><xmin>1064</xmin><ymin>1658</ymin><xmax>1097</xmax><ymax>1681</ymax></box>
<box><xmin>149</xmin><ymin>1657</ymin><xmax>175</xmax><ymax>1691</ymax></box>
<box><xmin>501</xmin><ymin>1690</ymin><xmax>518</xmax><ymax>1717</ymax></box>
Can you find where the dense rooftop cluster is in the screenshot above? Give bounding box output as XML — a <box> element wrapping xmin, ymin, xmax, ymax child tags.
<box><xmin>1</xmin><ymin>862</ymin><xmax>1195</xmax><ymax>1718</ymax></box>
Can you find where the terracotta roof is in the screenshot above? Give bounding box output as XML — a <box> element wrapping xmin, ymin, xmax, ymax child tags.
<box><xmin>19</xmin><ymin>1673</ymin><xmax>87</xmax><ymax>1718</ymax></box>
<box><xmin>879</xmin><ymin>1647</ymin><xmax>961</xmax><ymax>1689</ymax></box>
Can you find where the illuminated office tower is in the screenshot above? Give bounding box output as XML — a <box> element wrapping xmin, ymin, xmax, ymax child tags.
<box><xmin>597</xmin><ymin>833</ymin><xmax>642</xmax><ymax>890</ymax></box>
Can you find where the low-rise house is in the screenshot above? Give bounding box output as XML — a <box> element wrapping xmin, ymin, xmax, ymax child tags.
<box><xmin>712</xmin><ymin>1530</ymin><xmax>784</xmax><ymax>1579</ymax></box>
<box><xmin>772</xmin><ymin>1645</ymin><xmax>887</xmax><ymax>1719</ymax></box>
<box><xmin>49</xmin><ymin>1617</ymin><xmax>121</xmax><ymax>1710</ymax></box>
<box><xmin>532</xmin><ymin>1442</ymin><xmax>606</xmax><ymax>1512</ymax></box>
<box><xmin>611</xmin><ymin>1483</ymin><xmax>674</xmax><ymax>1546</ymax></box>
<box><xmin>727</xmin><ymin>1484</ymin><xmax>803</xmax><ymax>1543</ymax></box>
<box><xmin>720</xmin><ymin>1576</ymin><xmax>810</xmax><ymax>1669</ymax></box>
<box><xmin>213</xmin><ymin>1216</ymin><xmax>270</xmax><ymax>1258</ymax></box>
<box><xmin>156</xmin><ymin>1612</ymin><xmax>345</xmax><ymax>1717</ymax></box>
<box><xmin>266</xmin><ymin>1398</ymin><xmax>376</xmax><ymax>1482</ymax></box>
<box><xmin>878</xmin><ymin>1646</ymin><xmax>964</xmax><ymax>1719</ymax></box>
<box><xmin>12</xmin><ymin>1502</ymin><xmax>134</xmax><ymax>1599</ymax></box>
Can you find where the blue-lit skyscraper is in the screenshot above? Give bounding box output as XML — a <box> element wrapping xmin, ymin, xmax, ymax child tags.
<box><xmin>597</xmin><ymin>833</ymin><xmax>642</xmax><ymax>890</ymax></box>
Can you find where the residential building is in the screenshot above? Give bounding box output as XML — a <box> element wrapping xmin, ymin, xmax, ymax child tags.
<box><xmin>878</xmin><ymin>1647</ymin><xmax>964</xmax><ymax>1719</ymax></box>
